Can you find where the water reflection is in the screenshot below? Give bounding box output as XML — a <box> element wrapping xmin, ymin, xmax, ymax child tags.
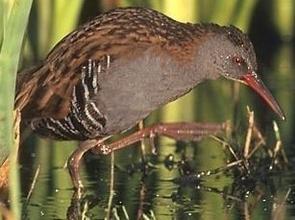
<box><xmin>20</xmin><ymin>131</ymin><xmax>295</xmax><ymax>219</ymax></box>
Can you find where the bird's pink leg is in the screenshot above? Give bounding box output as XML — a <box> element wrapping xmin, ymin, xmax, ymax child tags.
<box><xmin>68</xmin><ymin>138</ymin><xmax>108</xmax><ymax>190</ymax></box>
<box><xmin>68</xmin><ymin>122</ymin><xmax>226</xmax><ymax>190</ymax></box>
<box><xmin>68</xmin><ymin>140</ymin><xmax>96</xmax><ymax>190</ymax></box>
<box><xmin>93</xmin><ymin>122</ymin><xmax>227</xmax><ymax>155</ymax></box>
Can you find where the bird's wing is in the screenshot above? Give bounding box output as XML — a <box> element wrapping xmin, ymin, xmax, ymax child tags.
<box><xmin>15</xmin><ymin>38</ymin><xmax>152</xmax><ymax>121</ymax></box>
<box><xmin>15</xmin><ymin>7</ymin><xmax>194</xmax><ymax>120</ymax></box>
<box><xmin>14</xmin><ymin>18</ymin><xmax>130</xmax><ymax>120</ymax></box>
<box><xmin>15</xmin><ymin>51</ymin><xmax>116</xmax><ymax>120</ymax></box>
<box><xmin>15</xmin><ymin>62</ymin><xmax>80</xmax><ymax>120</ymax></box>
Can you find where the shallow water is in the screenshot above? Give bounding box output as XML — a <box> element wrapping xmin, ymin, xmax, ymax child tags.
<box><xmin>19</xmin><ymin>137</ymin><xmax>295</xmax><ymax>219</ymax></box>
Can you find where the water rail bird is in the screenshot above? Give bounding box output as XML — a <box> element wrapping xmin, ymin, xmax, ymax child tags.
<box><xmin>15</xmin><ymin>7</ymin><xmax>285</xmax><ymax>189</ymax></box>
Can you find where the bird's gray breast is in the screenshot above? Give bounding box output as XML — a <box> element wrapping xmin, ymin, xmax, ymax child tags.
<box><xmin>95</xmin><ymin>48</ymin><xmax>201</xmax><ymax>134</ymax></box>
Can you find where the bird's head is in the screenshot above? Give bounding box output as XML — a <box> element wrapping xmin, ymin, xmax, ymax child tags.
<box><xmin>197</xmin><ymin>24</ymin><xmax>285</xmax><ymax>120</ymax></box>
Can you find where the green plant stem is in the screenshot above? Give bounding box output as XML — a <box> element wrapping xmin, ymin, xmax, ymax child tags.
<box><xmin>0</xmin><ymin>0</ymin><xmax>33</xmax><ymax>219</ymax></box>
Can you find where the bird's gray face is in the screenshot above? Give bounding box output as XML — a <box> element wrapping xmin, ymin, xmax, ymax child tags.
<box><xmin>212</xmin><ymin>27</ymin><xmax>258</xmax><ymax>82</ymax></box>
<box><xmin>204</xmin><ymin>26</ymin><xmax>285</xmax><ymax>120</ymax></box>
<box><xmin>219</xmin><ymin>49</ymin><xmax>256</xmax><ymax>82</ymax></box>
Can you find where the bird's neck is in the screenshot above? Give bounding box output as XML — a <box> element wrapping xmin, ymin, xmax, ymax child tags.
<box><xmin>162</xmin><ymin>35</ymin><xmax>222</xmax><ymax>88</ymax></box>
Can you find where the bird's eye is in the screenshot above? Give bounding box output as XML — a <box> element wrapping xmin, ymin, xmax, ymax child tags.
<box><xmin>233</xmin><ymin>56</ymin><xmax>245</xmax><ymax>66</ymax></box>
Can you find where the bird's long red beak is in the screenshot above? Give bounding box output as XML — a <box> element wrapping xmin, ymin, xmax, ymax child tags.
<box><xmin>241</xmin><ymin>72</ymin><xmax>285</xmax><ymax>120</ymax></box>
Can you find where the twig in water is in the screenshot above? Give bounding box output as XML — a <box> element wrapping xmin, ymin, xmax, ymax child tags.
<box><xmin>246</xmin><ymin>124</ymin><xmax>266</xmax><ymax>159</ymax></box>
<box><xmin>244</xmin><ymin>107</ymin><xmax>254</xmax><ymax>158</ymax></box>
<box><xmin>138</xmin><ymin>120</ymin><xmax>147</xmax><ymax>160</ymax></box>
<box><xmin>242</xmin><ymin>201</ymin><xmax>251</xmax><ymax>220</ymax></box>
<box><xmin>121</xmin><ymin>205</ymin><xmax>130</xmax><ymax>220</ymax></box>
<box><xmin>136</xmin><ymin>182</ymin><xmax>146</xmax><ymax>220</ymax></box>
<box><xmin>210</xmin><ymin>135</ymin><xmax>239</xmax><ymax>161</ymax></box>
<box><xmin>176</xmin><ymin>159</ymin><xmax>243</xmax><ymax>184</ymax></box>
<box><xmin>25</xmin><ymin>165</ymin><xmax>40</xmax><ymax>201</ymax></box>
<box><xmin>105</xmin><ymin>151</ymin><xmax>115</xmax><ymax>220</ymax></box>
<box><xmin>22</xmin><ymin>165</ymin><xmax>41</xmax><ymax>219</ymax></box>
<box><xmin>272</xmin><ymin>188</ymin><xmax>291</xmax><ymax>220</ymax></box>
<box><xmin>273</xmin><ymin>121</ymin><xmax>288</xmax><ymax>164</ymax></box>
<box><xmin>268</xmin><ymin>121</ymin><xmax>288</xmax><ymax>170</ymax></box>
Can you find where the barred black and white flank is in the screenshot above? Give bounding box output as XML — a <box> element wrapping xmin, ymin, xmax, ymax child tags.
<box><xmin>31</xmin><ymin>58</ymin><xmax>110</xmax><ymax>140</ymax></box>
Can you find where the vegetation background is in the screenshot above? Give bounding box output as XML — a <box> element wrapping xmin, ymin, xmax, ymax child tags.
<box><xmin>0</xmin><ymin>0</ymin><xmax>294</xmax><ymax>219</ymax></box>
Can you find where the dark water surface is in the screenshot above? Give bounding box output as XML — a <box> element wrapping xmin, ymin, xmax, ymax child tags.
<box><xmin>19</xmin><ymin>136</ymin><xmax>295</xmax><ymax>219</ymax></box>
